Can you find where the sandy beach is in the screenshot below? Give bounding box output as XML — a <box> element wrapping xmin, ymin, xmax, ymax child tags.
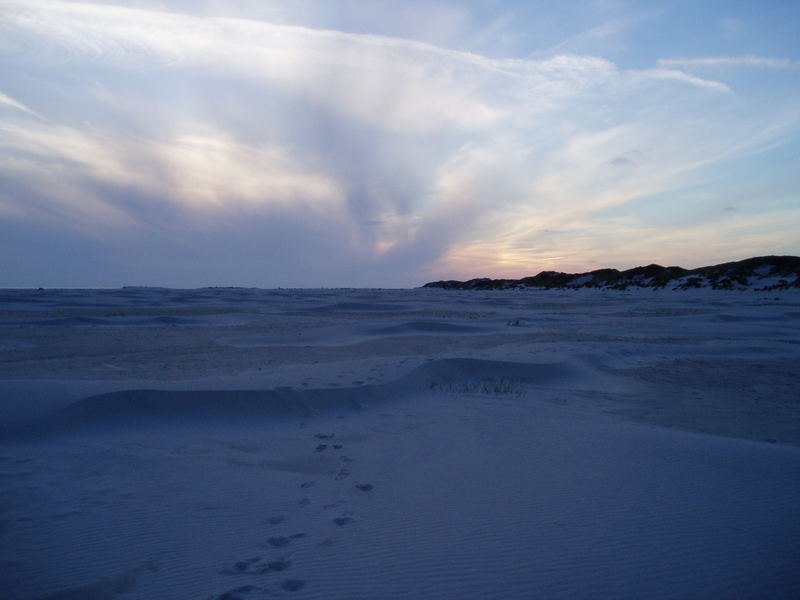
<box><xmin>2</xmin><ymin>286</ymin><xmax>799</xmax><ymax>599</ymax></box>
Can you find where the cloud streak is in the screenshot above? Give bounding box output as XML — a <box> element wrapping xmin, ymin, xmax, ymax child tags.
<box><xmin>659</xmin><ymin>56</ymin><xmax>800</xmax><ymax>70</ymax></box>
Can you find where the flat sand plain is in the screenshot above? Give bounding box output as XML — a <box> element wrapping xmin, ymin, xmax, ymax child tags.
<box><xmin>1</xmin><ymin>287</ymin><xmax>799</xmax><ymax>599</ymax></box>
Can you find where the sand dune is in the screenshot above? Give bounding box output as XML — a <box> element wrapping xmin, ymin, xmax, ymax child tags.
<box><xmin>1</xmin><ymin>287</ymin><xmax>799</xmax><ymax>598</ymax></box>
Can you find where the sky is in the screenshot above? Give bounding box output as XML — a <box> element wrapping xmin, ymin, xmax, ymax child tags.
<box><xmin>1</xmin><ymin>0</ymin><xmax>798</xmax><ymax>288</ymax></box>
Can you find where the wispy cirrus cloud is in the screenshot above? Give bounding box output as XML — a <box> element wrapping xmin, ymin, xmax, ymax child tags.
<box><xmin>0</xmin><ymin>92</ymin><xmax>40</xmax><ymax>117</ymax></box>
<box><xmin>659</xmin><ymin>56</ymin><xmax>800</xmax><ymax>70</ymax></box>
<box><xmin>1</xmin><ymin>1</ymin><xmax>798</xmax><ymax>286</ymax></box>
<box><xmin>638</xmin><ymin>68</ymin><xmax>733</xmax><ymax>94</ymax></box>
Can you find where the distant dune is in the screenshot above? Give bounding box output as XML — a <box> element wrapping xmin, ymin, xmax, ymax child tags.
<box><xmin>423</xmin><ymin>255</ymin><xmax>800</xmax><ymax>291</ymax></box>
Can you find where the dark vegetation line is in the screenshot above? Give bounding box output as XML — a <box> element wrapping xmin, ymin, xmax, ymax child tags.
<box><xmin>422</xmin><ymin>255</ymin><xmax>800</xmax><ymax>291</ymax></box>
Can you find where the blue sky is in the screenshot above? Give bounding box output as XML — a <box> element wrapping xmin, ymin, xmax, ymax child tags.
<box><xmin>1</xmin><ymin>0</ymin><xmax>798</xmax><ymax>287</ymax></box>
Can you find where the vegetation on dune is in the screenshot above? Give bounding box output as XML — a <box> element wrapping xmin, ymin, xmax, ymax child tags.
<box><xmin>423</xmin><ymin>256</ymin><xmax>800</xmax><ymax>291</ymax></box>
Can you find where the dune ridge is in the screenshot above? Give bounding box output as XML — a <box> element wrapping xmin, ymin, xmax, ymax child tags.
<box><xmin>3</xmin><ymin>359</ymin><xmax>582</xmax><ymax>439</ymax></box>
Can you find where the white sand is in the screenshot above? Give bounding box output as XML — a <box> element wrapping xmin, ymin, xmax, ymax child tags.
<box><xmin>1</xmin><ymin>287</ymin><xmax>799</xmax><ymax>599</ymax></box>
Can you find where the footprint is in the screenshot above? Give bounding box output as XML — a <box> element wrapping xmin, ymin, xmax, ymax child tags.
<box><xmin>297</xmin><ymin>498</ymin><xmax>311</xmax><ymax>507</ymax></box>
<box><xmin>333</xmin><ymin>444</ymin><xmax>343</xmax><ymax>450</ymax></box>
<box><xmin>300</xmin><ymin>481</ymin><xmax>315</xmax><ymax>489</ymax></box>
<box><xmin>267</xmin><ymin>515</ymin><xmax>285</xmax><ymax>525</ymax></box>
<box><xmin>315</xmin><ymin>444</ymin><xmax>328</xmax><ymax>452</ymax></box>
<box><xmin>340</xmin><ymin>456</ymin><xmax>353</xmax><ymax>464</ymax></box>
<box><xmin>222</xmin><ymin>558</ymin><xmax>269</xmax><ymax>575</ymax></box>
<box><xmin>315</xmin><ymin>433</ymin><xmax>334</xmax><ymax>439</ymax></box>
<box><xmin>281</xmin><ymin>579</ymin><xmax>307</xmax><ymax>592</ymax></box>
<box><xmin>232</xmin><ymin>557</ymin><xmax>259</xmax><ymax>572</ymax></box>
<box><xmin>323</xmin><ymin>500</ymin><xmax>346</xmax><ymax>510</ymax></box>
<box><xmin>334</xmin><ymin>468</ymin><xmax>349</xmax><ymax>481</ymax></box>
<box><xmin>266</xmin><ymin>558</ymin><xmax>292</xmax><ymax>572</ymax></box>
<box><xmin>332</xmin><ymin>517</ymin><xmax>353</xmax><ymax>526</ymax></box>
<box><xmin>264</xmin><ymin>537</ymin><xmax>290</xmax><ymax>548</ymax></box>
<box><xmin>289</xmin><ymin>533</ymin><xmax>306</xmax><ymax>540</ymax></box>
<box><xmin>355</xmin><ymin>483</ymin><xmax>373</xmax><ymax>492</ymax></box>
